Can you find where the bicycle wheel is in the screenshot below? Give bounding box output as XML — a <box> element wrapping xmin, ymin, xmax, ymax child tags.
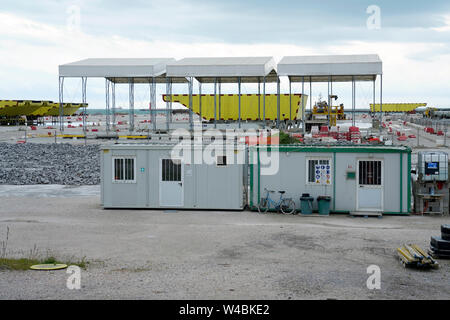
<box><xmin>258</xmin><ymin>198</ymin><xmax>269</xmax><ymax>213</ymax></box>
<box><xmin>280</xmin><ymin>199</ymin><xmax>296</xmax><ymax>214</ymax></box>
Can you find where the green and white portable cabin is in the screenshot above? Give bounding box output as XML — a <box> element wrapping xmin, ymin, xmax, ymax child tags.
<box><xmin>249</xmin><ymin>145</ymin><xmax>411</xmax><ymax>215</ymax></box>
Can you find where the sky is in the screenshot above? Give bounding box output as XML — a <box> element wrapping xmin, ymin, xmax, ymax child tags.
<box><xmin>1</xmin><ymin>0</ymin><xmax>450</xmax><ymax>109</ymax></box>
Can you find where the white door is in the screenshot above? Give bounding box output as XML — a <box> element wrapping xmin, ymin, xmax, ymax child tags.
<box><xmin>159</xmin><ymin>158</ymin><xmax>184</xmax><ymax>207</ymax></box>
<box><xmin>357</xmin><ymin>160</ymin><xmax>383</xmax><ymax>211</ymax></box>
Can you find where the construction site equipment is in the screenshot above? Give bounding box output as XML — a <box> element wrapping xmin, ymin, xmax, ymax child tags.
<box><xmin>424</xmin><ymin>107</ymin><xmax>437</xmax><ymax>118</ymax></box>
<box><xmin>305</xmin><ymin>95</ymin><xmax>345</xmax><ymax>130</ymax></box>
<box><xmin>413</xmin><ymin>151</ymin><xmax>449</xmax><ymax>215</ymax></box>
<box><xmin>417</xmin><ymin>151</ymin><xmax>448</xmax><ymax>182</ymax></box>
<box><xmin>163</xmin><ymin>94</ymin><xmax>307</xmax><ymax>121</ymax></box>
<box><xmin>370</xmin><ymin>103</ymin><xmax>427</xmax><ymax>113</ymax></box>
<box><xmin>397</xmin><ymin>244</ymin><xmax>439</xmax><ymax>269</ymax></box>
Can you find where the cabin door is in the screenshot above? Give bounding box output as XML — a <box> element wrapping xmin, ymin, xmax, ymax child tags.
<box><xmin>159</xmin><ymin>158</ymin><xmax>184</xmax><ymax>207</ymax></box>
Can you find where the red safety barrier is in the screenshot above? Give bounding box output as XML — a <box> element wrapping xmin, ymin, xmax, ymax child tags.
<box><xmin>30</xmin><ymin>126</ymin><xmax>37</xmax><ymax>130</ymax></box>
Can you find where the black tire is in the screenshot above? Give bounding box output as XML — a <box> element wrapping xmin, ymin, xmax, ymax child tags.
<box><xmin>430</xmin><ymin>236</ymin><xmax>450</xmax><ymax>250</ymax></box>
<box><xmin>441</xmin><ymin>224</ymin><xmax>450</xmax><ymax>234</ymax></box>
<box><xmin>257</xmin><ymin>198</ymin><xmax>269</xmax><ymax>214</ymax></box>
<box><xmin>430</xmin><ymin>244</ymin><xmax>450</xmax><ymax>255</ymax></box>
<box><xmin>280</xmin><ymin>199</ymin><xmax>296</xmax><ymax>215</ymax></box>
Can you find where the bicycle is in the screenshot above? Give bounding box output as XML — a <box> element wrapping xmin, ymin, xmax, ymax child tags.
<box><xmin>258</xmin><ymin>188</ymin><xmax>296</xmax><ymax>214</ymax></box>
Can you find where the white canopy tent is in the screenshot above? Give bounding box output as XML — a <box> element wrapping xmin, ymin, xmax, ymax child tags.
<box><xmin>58</xmin><ymin>54</ymin><xmax>383</xmax><ymax>134</ymax></box>
<box><xmin>277</xmin><ymin>54</ymin><xmax>383</xmax><ymax>129</ymax></box>
<box><xmin>58</xmin><ymin>58</ymin><xmax>177</xmax><ymax>133</ymax></box>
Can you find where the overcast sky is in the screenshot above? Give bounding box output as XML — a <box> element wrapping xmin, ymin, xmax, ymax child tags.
<box><xmin>1</xmin><ymin>0</ymin><xmax>450</xmax><ymax>109</ymax></box>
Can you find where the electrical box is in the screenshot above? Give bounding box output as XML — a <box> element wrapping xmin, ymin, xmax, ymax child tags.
<box><xmin>418</xmin><ymin>151</ymin><xmax>448</xmax><ymax>181</ymax></box>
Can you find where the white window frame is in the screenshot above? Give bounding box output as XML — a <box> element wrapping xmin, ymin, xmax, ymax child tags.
<box><xmin>112</xmin><ymin>156</ymin><xmax>136</xmax><ymax>184</ymax></box>
<box><xmin>306</xmin><ymin>157</ymin><xmax>332</xmax><ymax>185</ymax></box>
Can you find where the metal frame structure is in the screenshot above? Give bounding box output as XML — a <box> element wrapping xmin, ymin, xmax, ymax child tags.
<box><xmin>278</xmin><ymin>54</ymin><xmax>383</xmax><ymax>132</ymax></box>
<box><xmin>59</xmin><ymin>55</ymin><xmax>383</xmax><ymax>134</ymax></box>
<box><xmin>58</xmin><ymin>58</ymin><xmax>176</xmax><ymax>133</ymax></box>
<box><xmin>165</xmin><ymin>57</ymin><xmax>278</xmax><ymax>130</ymax></box>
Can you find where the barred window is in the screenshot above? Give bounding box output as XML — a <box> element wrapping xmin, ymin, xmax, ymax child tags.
<box><xmin>113</xmin><ymin>157</ymin><xmax>135</xmax><ymax>182</ymax></box>
<box><xmin>162</xmin><ymin>159</ymin><xmax>181</xmax><ymax>182</ymax></box>
<box><xmin>359</xmin><ymin>160</ymin><xmax>382</xmax><ymax>185</ymax></box>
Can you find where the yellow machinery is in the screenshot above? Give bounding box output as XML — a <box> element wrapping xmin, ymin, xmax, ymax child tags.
<box><xmin>424</xmin><ymin>107</ymin><xmax>437</xmax><ymax>118</ymax></box>
<box><xmin>370</xmin><ymin>103</ymin><xmax>427</xmax><ymax>113</ymax></box>
<box><xmin>162</xmin><ymin>94</ymin><xmax>308</xmax><ymax>121</ymax></box>
<box><xmin>310</xmin><ymin>95</ymin><xmax>345</xmax><ymax>127</ymax></box>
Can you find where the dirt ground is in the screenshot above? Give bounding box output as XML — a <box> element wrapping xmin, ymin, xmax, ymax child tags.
<box><xmin>0</xmin><ymin>193</ymin><xmax>448</xmax><ymax>300</ymax></box>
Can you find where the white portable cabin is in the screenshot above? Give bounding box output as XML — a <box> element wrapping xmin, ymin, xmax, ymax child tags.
<box><xmin>100</xmin><ymin>143</ymin><xmax>247</xmax><ymax>210</ymax></box>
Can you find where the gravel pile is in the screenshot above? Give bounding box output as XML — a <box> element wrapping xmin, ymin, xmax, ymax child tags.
<box><xmin>0</xmin><ymin>143</ymin><xmax>100</xmax><ymax>185</ymax></box>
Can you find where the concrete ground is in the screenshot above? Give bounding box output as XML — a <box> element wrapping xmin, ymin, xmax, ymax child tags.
<box><xmin>0</xmin><ymin>190</ymin><xmax>449</xmax><ymax>300</ymax></box>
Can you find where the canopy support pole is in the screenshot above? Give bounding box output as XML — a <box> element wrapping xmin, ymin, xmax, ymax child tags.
<box><xmin>188</xmin><ymin>77</ymin><xmax>193</xmax><ymax>131</ymax></box>
<box><xmin>277</xmin><ymin>76</ymin><xmax>280</xmax><ymax>129</ymax></box>
<box><xmin>238</xmin><ymin>76</ymin><xmax>241</xmax><ymax>129</ymax></box>
<box><xmin>380</xmin><ymin>74</ymin><xmax>383</xmax><ymax>124</ymax></box>
<box><xmin>309</xmin><ymin>78</ymin><xmax>312</xmax><ymax>114</ymax></box>
<box><xmin>218</xmin><ymin>79</ymin><xmax>221</xmax><ymax>121</ymax></box>
<box><xmin>302</xmin><ymin>76</ymin><xmax>305</xmax><ymax>135</ymax></box>
<box><xmin>151</xmin><ymin>77</ymin><xmax>156</xmax><ymax>132</ymax></box>
<box><xmin>199</xmin><ymin>82</ymin><xmax>203</xmax><ymax>127</ymax></box>
<box><xmin>105</xmin><ymin>78</ymin><xmax>110</xmax><ymax>133</ymax></box>
<box><xmin>352</xmin><ymin>76</ymin><xmax>356</xmax><ymax>127</ymax></box>
<box><xmin>82</xmin><ymin>77</ymin><xmax>87</xmax><ymax>136</ymax></box>
<box><xmin>258</xmin><ymin>77</ymin><xmax>261</xmax><ymax>121</ymax></box>
<box><xmin>214</xmin><ymin>78</ymin><xmax>217</xmax><ymax>129</ymax></box>
<box><xmin>289</xmin><ymin>78</ymin><xmax>292</xmax><ymax>122</ymax></box>
<box><xmin>129</xmin><ymin>78</ymin><xmax>134</xmax><ymax>133</ymax></box>
<box><xmin>373</xmin><ymin>76</ymin><xmax>376</xmax><ymax>118</ymax></box>
<box><xmin>111</xmin><ymin>80</ymin><xmax>116</xmax><ymax>130</ymax></box>
<box><xmin>263</xmin><ymin>76</ymin><xmax>266</xmax><ymax>127</ymax></box>
<box><xmin>165</xmin><ymin>77</ymin><xmax>172</xmax><ymax>131</ymax></box>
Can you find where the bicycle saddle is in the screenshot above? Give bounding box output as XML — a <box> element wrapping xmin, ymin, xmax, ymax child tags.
<box><xmin>278</xmin><ymin>191</ymin><xmax>286</xmax><ymax>194</ymax></box>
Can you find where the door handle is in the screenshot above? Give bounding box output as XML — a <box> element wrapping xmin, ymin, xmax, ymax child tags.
<box><xmin>178</xmin><ymin>182</ymin><xmax>182</xmax><ymax>186</ymax></box>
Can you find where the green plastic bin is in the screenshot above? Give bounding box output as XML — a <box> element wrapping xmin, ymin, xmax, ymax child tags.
<box><xmin>317</xmin><ymin>196</ymin><xmax>331</xmax><ymax>215</ymax></box>
<box><xmin>300</xmin><ymin>194</ymin><xmax>314</xmax><ymax>215</ymax></box>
